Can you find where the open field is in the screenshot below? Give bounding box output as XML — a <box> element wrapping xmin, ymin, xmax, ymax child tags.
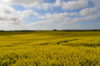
<box><xmin>0</xmin><ymin>31</ymin><xmax>100</xmax><ymax>66</ymax></box>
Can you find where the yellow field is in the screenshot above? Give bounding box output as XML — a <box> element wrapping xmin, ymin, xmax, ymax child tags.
<box><xmin>0</xmin><ymin>31</ymin><xmax>100</xmax><ymax>66</ymax></box>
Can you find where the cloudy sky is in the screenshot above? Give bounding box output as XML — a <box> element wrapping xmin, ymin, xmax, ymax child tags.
<box><xmin>0</xmin><ymin>0</ymin><xmax>100</xmax><ymax>30</ymax></box>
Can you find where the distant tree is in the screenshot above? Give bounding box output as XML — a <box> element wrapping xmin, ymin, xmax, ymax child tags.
<box><xmin>0</xmin><ymin>30</ymin><xmax>5</xmax><ymax>32</ymax></box>
<box><xmin>53</xmin><ymin>29</ymin><xmax>57</xmax><ymax>31</ymax></box>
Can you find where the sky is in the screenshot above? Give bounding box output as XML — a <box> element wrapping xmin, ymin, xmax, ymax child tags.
<box><xmin>0</xmin><ymin>0</ymin><xmax>100</xmax><ymax>30</ymax></box>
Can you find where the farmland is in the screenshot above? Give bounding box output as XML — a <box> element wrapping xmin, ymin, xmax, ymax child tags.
<box><xmin>0</xmin><ymin>31</ymin><xmax>100</xmax><ymax>66</ymax></box>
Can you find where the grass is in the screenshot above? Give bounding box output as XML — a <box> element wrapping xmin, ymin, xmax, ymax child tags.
<box><xmin>0</xmin><ymin>31</ymin><xmax>100</xmax><ymax>66</ymax></box>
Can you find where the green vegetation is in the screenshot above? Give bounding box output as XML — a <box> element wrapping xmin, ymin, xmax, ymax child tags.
<box><xmin>0</xmin><ymin>31</ymin><xmax>100</xmax><ymax>66</ymax></box>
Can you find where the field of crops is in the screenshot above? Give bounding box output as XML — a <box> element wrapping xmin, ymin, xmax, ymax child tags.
<box><xmin>0</xmin><ymin>31</ymin><xmax>100</xmax><ymax>66</ymax></box>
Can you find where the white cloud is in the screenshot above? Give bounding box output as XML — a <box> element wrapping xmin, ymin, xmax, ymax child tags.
<box><xmin>80</xmin><ymin>7</ymin><xmax>98</xmax><ymax>16</ymax></box>
<box><xmin>40</xmin><ymin>0</ymin><xmax>89</xmax><ymax>10</ymax></box>
<box><xmin>0</xmin><ymin>0</ymin><xmax>11</xmax><ymax>5</ymax></box>
<box><xmin>0</xmin><ymin>0</ymin><xmax>43</xmax><ymax>8</ymax></box>
<box><xmin>55</xmin><ymin>0</ymin><xmax>62</xmax><ymax>6</ymax></box>
<box><xmin>71</xmin><ymin>12</ymin><xmax>100</xmax><ymax>23</ymax></box>
<box><xmin>24</xmin><ymin>12</ymin><xmax>79</xmax><ymax>30</ymax></box>
<box><xmin>39</xmin><ymin>13</ymin><xmax>70</xmax><ymax>19</ymax></box>
<box><xmin>0</xmin><ymin>5</ymin><xmax>32</xmax><ymax>22</ymax></box>
<box><xmin>0</xmin><ymin>0</ymin><xmax>90</xmax><ymax>10</ymax></box>
<box><xmin>30</xmin><ymin>7</ymin><xmax>100</xmax><ymax>30</ymax></box>
<box><xmin>11</xmin><ymin>0</ymin><xmax>43</xmax><ymax>8</ymax></box>
<box><xmin>92</xmin><ymin>0</ymin><xmax>100</xmax><ymax>7</ymax></box>
<box><xmin>0</xmin><ymin>0</ymin><xmax>99</xmax><ymax>10</ymax></box>
<box><xmin>62</xmin><ymin>0</ymin><xmax>89</xmax><ymax>9</ymax></box>
<box><xmin>0</xmin><ymin>4</ymin><xmax>32</xmax><ymax>30</ymax></box>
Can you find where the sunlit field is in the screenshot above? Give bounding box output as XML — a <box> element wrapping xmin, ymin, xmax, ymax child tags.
<box><xmin>0</xmin><ymin>31</ymin><xmax>100</xmax><ymax>66</ymax></box>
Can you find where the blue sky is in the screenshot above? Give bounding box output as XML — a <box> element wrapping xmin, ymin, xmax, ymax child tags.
<box><xmin>0</xmin><ymin>0</ymin><xmax>100</xmax><ymax>30</ymax></box>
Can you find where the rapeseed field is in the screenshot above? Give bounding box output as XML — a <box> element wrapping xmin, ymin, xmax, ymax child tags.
<box><xmin>0</xmin><ymin>31</ymin><xmax>100</xmax><ymax>66</ymax></box>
